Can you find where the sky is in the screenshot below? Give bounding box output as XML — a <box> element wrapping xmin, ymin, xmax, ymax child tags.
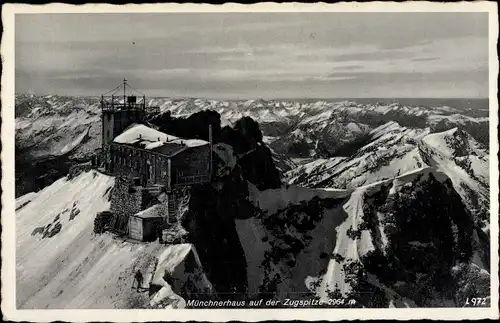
<box><xmin>15</xmin><ymin>12</ymin><xmax>489</xmax><ymax>99</ymax></box>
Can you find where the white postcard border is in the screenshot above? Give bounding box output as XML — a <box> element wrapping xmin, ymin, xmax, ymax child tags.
<box><xmin>1</xmin><ymin>2</ymin><xmax>499</xmax><ymax>321</ymax></box>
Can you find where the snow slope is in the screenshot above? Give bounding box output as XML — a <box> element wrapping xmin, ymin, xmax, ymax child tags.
<box><xmin>285</xmin><ymin>122</ymin><xmax>490</xmax><ymax>229</ymax></box>
<box><xmin>316</xmin><ymin>168</ymin><xmax>448</xmax><ymax>300</ymax></box>
<box><xmin>247</xmin><ymin>181</ymin><xmax>351</xmax><ymax>215</ymax></box>
<box><xmin>234</xmin><ymin>217</ymin><xmax>271</xmax><ymax>296</ymax></box>
<box><xmin>237</xmin><ymin>166</ymin><xmax>489</xmax><ymax>307</ymax></box>
<box><xmin>15</xmin><ymin>163</ymin><xmax>489</xmax><ymax>308</ymax></box>
<box><xmin>16</xmin><ymin>170</ymin><xmax>213</xmax><ymax>309</ymax></box>
<box><xmin>60</xmin><ymin>126</ymin><xmax>91</xmax><ymax>155</ymax></box>
<box><xmin>286</xmin><ymin>122</ymin><xmax>430</xmax><ymax>189</ymax></box>
<box><xmin>420</xmin><ymin>128</ymin><xmax>490</xmax><ymax>228</ymax></box>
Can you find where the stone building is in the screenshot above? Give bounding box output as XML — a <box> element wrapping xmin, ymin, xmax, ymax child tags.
<box><xmin>97</xmin><ymin>80</ymin><xmax>213</xmax><ymax>241</ymax></box>
<box><xmin>110</xmin><ymin>123</ymin><xmax>212</xmax><ymax>189</ymax></box>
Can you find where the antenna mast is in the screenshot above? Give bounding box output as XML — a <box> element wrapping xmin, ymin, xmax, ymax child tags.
<box><xmin>123</xmin><ymin>78</ymin><xmax>127</xmax><ymax>104</ymax></box>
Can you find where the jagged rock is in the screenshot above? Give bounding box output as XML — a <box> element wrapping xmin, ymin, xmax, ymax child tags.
<box><xmin>150</xmin><ymin>109</ymin><xmax>222</xmax><ymax>142</ymax></box>
<box><xmin>180</xmin><ymin>183</ymin><xmax>249</xmax><ymax>299</ymax></box>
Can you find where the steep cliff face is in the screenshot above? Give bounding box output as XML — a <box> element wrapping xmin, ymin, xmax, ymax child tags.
<box><xmin>180</xmin><ymin>181</ymin><xmax>254</xmax><ymax>299</ymax></box>
<box><xmin>353</xmin><ymin>172</ymin><xmax>480</xmax><ymax>307</ymax></box>
<box><xmin>174</xmin><ymin>142</ymin><xmax>281</xmax><ymax>299</ymax></box>
<box><xmin>419</xmin><ymin>128</ymin><xmax>490</xmax><ymax>229</ymax></box>
<box><xmin>235</xmin><ymin>168</ymin><xmax>490</xmax><ymax>308</ymax></box>
<box><xmin>219</xmin><ymin>117</ymin><xmax>282</xmax><ymax>190</ymax></box>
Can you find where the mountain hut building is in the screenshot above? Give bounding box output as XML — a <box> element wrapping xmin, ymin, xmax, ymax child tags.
<box><xmin>97</xmin><ymin>80</ymin><xmax>213</xmax><ymax>241</ymax></box>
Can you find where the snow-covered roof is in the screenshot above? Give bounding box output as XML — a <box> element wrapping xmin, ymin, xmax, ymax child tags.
<box><xmin>133</xmin><ymin>204</ymin><xmax>163</xmax><ymax>219</ymax></box>
<box><xmin>114</xmin><ymin>124</ymin><xmax>178</xmax><ymax>145</ymax></box>
<box><xmin>113</xmin><ymin>123</ymin><xmax>209</xmax><ymax>155</ymax></box>
<box><xmin>144</xmin><ymin>141</ymin><xmax>166</xmax><ymax>150</ymax></box>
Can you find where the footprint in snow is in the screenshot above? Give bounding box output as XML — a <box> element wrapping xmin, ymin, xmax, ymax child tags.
<box><xmin>43</xmin><ymin>222</ymin><xmax>62</xmax><ymax>238</ymax></box>
<box><xmin>69</xmin><ymin>208</ymin><xmax>81</xmax><ymax>221</ymax></box>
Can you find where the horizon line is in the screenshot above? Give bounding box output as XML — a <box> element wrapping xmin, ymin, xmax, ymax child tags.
<box><xmin>14</xmin><ymin>92</ymin><xmax>489</xmax><ymax>101</ymax></box>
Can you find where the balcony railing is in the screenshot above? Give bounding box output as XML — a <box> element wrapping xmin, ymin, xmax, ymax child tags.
<box><xmin>174</xmin><ymin>173</ymin><xmax>210</xmax><ymax>187</ymax></box>
<box><xmin>101</xmin><ymin>95</ymin><xmax>146</xmax><ymax>112</ymax></box>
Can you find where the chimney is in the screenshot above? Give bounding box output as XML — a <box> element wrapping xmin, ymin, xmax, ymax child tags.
<box><xmin>209</xmin><ymin>124</ymin><xmax>213</xmax><ymax>181</ymax></box>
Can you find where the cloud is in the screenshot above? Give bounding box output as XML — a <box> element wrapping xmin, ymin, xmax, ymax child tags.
<box><xmin>411</xmin><ymin>57</ymin><xmax>439</xmax><ymax>62</ymax></box>
<box><xmin>15</xmin><ymin>12</ymin><xmax>489</xmax><ymax>98</ymax></box>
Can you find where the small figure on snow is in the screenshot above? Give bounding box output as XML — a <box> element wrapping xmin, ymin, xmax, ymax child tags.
<box><xmin>133</xmin><ymin>270</ymin><xmax>144</xmax><ymax>292</ymax></box>
<box><xmin>157</xmin><ymin>226</ymin><xmax>164</xmax><ymax>244</ymax></box>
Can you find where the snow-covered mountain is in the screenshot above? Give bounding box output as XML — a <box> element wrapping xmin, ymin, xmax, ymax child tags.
<box><xmin>14</xmin><ymin>94</ymin><xmax>490</xmax><ymax>309</ymax></box>
<box><xmin>15</xmin><ymin>95</ymin><xmax>488</xmax><ymax>161</ymax></box>
<box><xmin>240</xmin><ymin>166</ymin><xmax>489</xmax><ymax>307</ymax></box>
<box><xmin>286</xmin><ymin>121</ymin><xmax>429</xmax><ymax>188</ymax></box>
<box><xmin>16</xmin><ymin>170</ymin><xmax>214</xmax><ymax>309</ymax></box>
<box><xmin>15</xmin><ymin>95</ymin><xmax>102</xmax><ymax>160</ymax></box>
<box><xmin>16</xmin><ymin>166</ymin><xmax>490</xmax><ymax>308</ymax></box>
<box><xmin>15</xmin><ymin>95</ymin><xmax>488</xmax><ymax>196</ymax></box>
<box><xmin>285</xmin><ymin>121</ymin><xmax>490</xmax><ymax>231</ymax></box>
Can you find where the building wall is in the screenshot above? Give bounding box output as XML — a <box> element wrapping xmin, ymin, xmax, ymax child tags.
<box><xmin>110</xmin><ymin>177</ymin><xmax>155</xmax><ymax>232</ymax></box>
<box><xmin>171</xmin><ymin>145</ymin><xmax>211</xmax><ymax>185</ymax></box>
<box><xmin>112</xmin><ymin>144</ymin><xmax>144</xmax><ymax>181</ymax></box>
<box><xmin>128</xmin><ymin>216</ymin><xmax>143</xmax><ymax>240</ymax></box>
<box><xmin>102</xmin><ymin>112</ymin><xmax>115</xmax><ymax>147</ymax></box>
<box><xmin>110</xmin><ymin>144</ymin><xmax>171</xmax><ymax>186</ymax></box>
<box><xmin>129</xmin><ymin>216</ymin><xmax>163</xmax><ymax>242</ymax></box>
<box><xmin>112</xmin><ymin>110</ymin><xmax>145</xmax><ymax>139</ymax></box>
<box><xmin>103</xmin><ymin>110</ymin><xmax>146</xmax><ymax>148</ymax></box>
<box><xmin>148</xmin><ymin>153</ymin><xmax>170</xmax><ymax>186</ymax></box>
<box><xmin>110</xmin><ymin>143</ymin><xmax>210</xmax><ymax>188</ymax></box>
<box><xmin>142</xmin><ymin>217</ymin><xmax>163</xmax><ymax>242</ymax></box>
<box><xmin>101</xmin><ymin>109</ymin><xmax>146</xmax><ymax>169</ymax></box>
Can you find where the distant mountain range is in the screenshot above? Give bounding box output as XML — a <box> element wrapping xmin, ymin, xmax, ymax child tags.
<box><xmin>15</xmin><ymin>95</ymin><xmax>489</xmax><ymax>159</ymax></box>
